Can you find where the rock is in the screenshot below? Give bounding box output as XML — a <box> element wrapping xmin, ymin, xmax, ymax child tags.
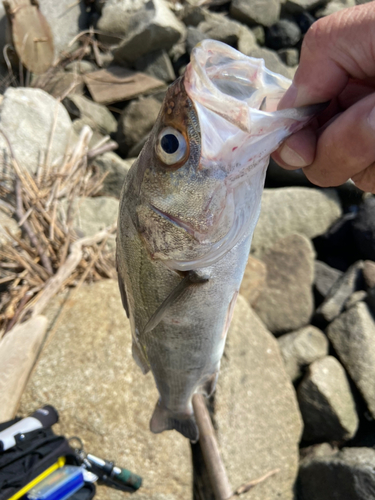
<box><xmin>366</xmin><ymin>287</ymin><xmax>375</xmax><ymax>315</ymax></box>
<box><xmin>60</xmin><ymin>197</ymin><xmax>119</xmax><ymax>239</ymax></box>
<box><xmin>253</xmin><ymin>234</ymin><xmax>315</xmax><ymax>335</ymax></box>
<box><xmin>252</xmin><ymin>188</ymin><xmax>342</xmax><ymax>258</ymax></box>
<box><xmin>0</xmin><ymin>209</ymin><xmax>20</xmax><ymax>247</ymax></box>
<box><xmin>186</xmin><ymin>26</ymin><xmax>209</xmax><ymax>53</ymax></box>
<box><xmin>0</xmin><ymin>88</ymin><xmax>74</xmax><ymax>178</ymax></box>
<box><xmin>316</xmin><ymin>0</ymin><xmax>355</xmax><ymax>16</ymax></box>
<box><xmin>314</xmin><ymin>260</ymin><xmax>343</xmax><ymax>302</ymax></box>
<box><xmin>93</xmin><ymin>153</ymin><xmax>135</xmax><ymax>198</ymax></box>
<box><xmin>64</xmin><ymin>94</ymin><xmax>117</xmax><ymax>136</ymax></box>
<box><xmin>251</xmin><ymin>25</ymin><xmax>265</xmax><ymax>45</ymax></box>
<box><xmin>265</xmin><ymin>19</ymin><xmax>301</xmax><ymax>50</ymax></box>
<box><xmin>230</xmin><ymin>0</ymin><xmax>281</xmax><ymax>27</ymax></box>
<box><xmin>197</xmin><ymin>13</ymin><xmax>243</xmax><ymax>46</ymax></box>
<box><xmin>35</xmin><ymin>71</ymin><xmax>84</xmax><ymax>100</ymax></box>
<box><xmin>297</xmin><ymin>356</ymin><xmax>359</xmax><ymax>442</ymax></box>
<box><xmin>65</xmin><ymin>60</ymin><xmax>98</xmax><ymax>74</ymax></box>
<box><xmin>135</xmin><ymin>50</ymin><xmax>175</xmax><ymax>82</ymax></box>
<box><xmin>284</xmin><ymin>0</ymin><xmax>329</xmax><ymax>13</ymax></box>
<box><xmin>295</xmin><ymin>11</ymin><xmax>316</xmax><ymax>33</ymax></box>
<box><xmin>278</xmin><ymin>47</ymin><xmax>299</xmax><ymax>66</ymax></box>
<box><xmin>19</xmin><ymin>280</ymin><xmax>192</xmax><ymax>500</ymax></box>
<box><xmin>72</xmin><ymin>118</ymin><xmax>105</xmax><ymax>149</ymax></box>
<box><xmin>239</xmin><ymin>255</ymin><xmax>267</xmax><ymax>306</ymax></box>
<box><xmin>327</xmin><ymin>302</ymin><xmax>375</xmax><ymax>418</ymax></box>
<box><xmin>300</xmin><ymin>442</ymin><xmax>338</xmax><ymax>460</ymax></box>
<box><xmin>237</xmin><ymin>25</ymin><xmax>257</xmax><ymax>54</ymax></box>
<box><xmin>181</xmin><ymin>5</ymin><xmax>208</xmax><ymax>26</ymax></box>
<box><xmin>39</xmin><ymin>0</ymin><xmax>89</xmax><ymax>60</ymax></box>
<box><xmin>363</xmin><ymin>260</ymin><xmax>375</xmax><ymax>289</ymax></box>
<box><xmin>345</xmin><ymin>290</ymin><xmax>367</xmax><ymax>310</ymax></box>
<box><xmin>215</xmin><ymin>295</ymin><xmax>303</xmax><ymax>500</ymax></box>
<box><xmin>352</xmin><ymin>197</ymin><xmax>375</xmax><ymax>261</ymax></box>
<box><xmin>0</xmin><ymin>4</ymin><xmax>8</xmax><ymax>65</ymax></box>
<box><xmin>277</xmin><ymin>326</ymin><xmax>329</xmax><ymax>382</ymax></box>
<box><xmin>103</xmin><ymin>0</ymin><xmax>186</xmax><ymax>64</ymax></box>
<box><xmin>313</xmin><ymin>212</ymin><xmax>357</xmax><ymax>272</ymax></box>
<box><xmin>241</xmin><ymin>45</ymin><xmax>294</xmax><ymax>79</ymax></box>
<box><xmin>316</xmin><ymin>261</ymin><xmax>364</xmax><ymax>323</ymax></box>
<box><xmin>298</xmin><ymin>447</ymin><xmax>375</xmax><ymax>500</ymax></box>
<box><xmin>116</xmin><ymin>97</ymin><xmax>161</xmax><ymax>156</ymax></box>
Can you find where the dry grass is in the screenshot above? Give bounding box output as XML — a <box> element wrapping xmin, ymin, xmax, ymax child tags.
<box><xmin>0</xmin><ymin>123</ymin><xmax>117</xmax><ymax>338</ymax></box>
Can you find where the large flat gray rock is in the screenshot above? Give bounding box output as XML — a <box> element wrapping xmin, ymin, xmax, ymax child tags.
<box><xmin>253</xmin><ymin>234</ymin><xmax>315</xmax><ymax>335</ymax></box>
<box><xmin>327</xmin><ymin>302</ymin><xmax>375</xmax><ymax>419</ymax></box>
<box><xmin>298</xmin><ymin>447</ymin><xmax>375</xmax><ymax>500</ymax></box>
<box><xmin>252</xmin><ymin>188</ymin><xmax>342</xmax><ymax>258</ymax></box>
<box><xmin>215</xmin><ymin>295</ymin><xmax>303</xmax><ymax>500</ymax></box>
<box><xmin>19</xmin><ymin>280</ymin><xmax>192</xmax><ymax>500</ymax></box>
<box><xmin>0</xmin><ymin>88</ymin><xmax>74</xmax><ymax>178</ymax></box>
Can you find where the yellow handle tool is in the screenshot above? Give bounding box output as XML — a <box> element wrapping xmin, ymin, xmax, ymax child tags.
<box><xmin>7</xmin><ymin>456</ymin><xmax>66</xmax><ymax>500</ymax></box>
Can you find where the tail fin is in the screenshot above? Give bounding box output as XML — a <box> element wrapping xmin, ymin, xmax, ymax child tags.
<box><xmin>150</xmin><ymin>400</ymin><xmax>199</xmax><ymax>442</ymax></box>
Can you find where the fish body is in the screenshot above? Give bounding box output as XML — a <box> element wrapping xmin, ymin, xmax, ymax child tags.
<box><xmin>117</xmin><ymin>40</ymin><xmax>321</xmax><ymax>441</ymax></box>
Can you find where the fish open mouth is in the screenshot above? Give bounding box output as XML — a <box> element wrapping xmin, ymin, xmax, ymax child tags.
<box><xmin>184</xmin><ymin>40</ymin><xmax>323</xmax><ymax>139</ymax></box>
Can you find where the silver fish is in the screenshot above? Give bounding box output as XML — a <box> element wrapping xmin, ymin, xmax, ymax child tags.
<box><xmin>116</xmin><ymin>40</ymin><xmax>322</xmax><ymax>442</ymax></box>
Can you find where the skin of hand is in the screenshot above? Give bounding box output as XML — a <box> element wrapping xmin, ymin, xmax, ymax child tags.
<box><xmin>271</xmin><ymin>3</ymin><xmax>375</xmax><ymax>193</ymax></box>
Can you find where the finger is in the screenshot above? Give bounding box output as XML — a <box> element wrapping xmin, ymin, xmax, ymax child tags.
<box><xmin>278</xmin><ymin>3</ymin><xmax>375</xmax><ymax>109</ymax></box>
<box><xmin>351</xmin><ymin>162</ymin><xmax>375</xmax><ymax>194</ymax></box>
<box><xmin>338</xmin><ymin>79</ymin><xmax>375</xmax><ymax>109</ymax></box>
<box><xmin>302</xmin><ymin>93</ymin><xmax>375</xmax><ymax>187</ymax></box>
<box><xmin>272</xmin><ymin>126</ymin><xmax>317</xmax><ymax>169</ymax></box>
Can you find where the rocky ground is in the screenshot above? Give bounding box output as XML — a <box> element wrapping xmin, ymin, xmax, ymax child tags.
<box><xmin>1</xmin><ymin>0</ymin><xmax>375</xmax><ymax>499</ymax></box>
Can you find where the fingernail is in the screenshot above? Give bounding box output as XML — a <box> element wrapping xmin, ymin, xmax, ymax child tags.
<box><xmin>278</xmin><ymin>83</ymin><xmax>298</xmax><ymax>110</ymax></box>
<box><xmin>279</xmin><ymin>144</ymin><xmax>308</xmax><ymax>167</ymax></box>
<box><xmin>368</xmin><ymin>106</ymin><xmax>375</xmax><ymax>130</ymax></box>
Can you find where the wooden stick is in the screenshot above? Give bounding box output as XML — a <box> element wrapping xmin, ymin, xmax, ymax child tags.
<box><xmin>192</xmin><ymin>394</ymin><xmax>232</xmax><ymax>500</ymax></box>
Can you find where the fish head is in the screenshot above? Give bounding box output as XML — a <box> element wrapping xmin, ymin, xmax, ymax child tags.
<box><xmin>131</xmin><ymin>40</ymin><xmax>321</xmax><ymax>270</ymax></box>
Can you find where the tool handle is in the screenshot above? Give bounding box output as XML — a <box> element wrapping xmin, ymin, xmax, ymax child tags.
<box><xmin>115</xmin><ymin>468</ymin><xmax>142</xmax><ymax>490</ymax></box>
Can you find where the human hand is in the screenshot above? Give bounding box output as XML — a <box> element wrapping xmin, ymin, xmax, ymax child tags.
<box><xmin>271</xmin><ymin>3</ymin><xmax>375</xmax><ymax>193</ymax></box>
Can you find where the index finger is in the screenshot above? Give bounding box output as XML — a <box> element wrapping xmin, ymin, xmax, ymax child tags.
<box><xmin>278</xmin><ymin>3</ymin><xmax>375</xmax><ymax>109</ymax></box>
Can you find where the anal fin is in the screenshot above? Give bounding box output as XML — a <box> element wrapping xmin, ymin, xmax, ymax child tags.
<box><xmin>199</xmin><ymin>371</ymin><xmax>219</xmax><ymax>398</ymax></box>
<box><xmin>150</xmin><ymin>400</ymin><xmax>199</xmax><ymax>442</ymax></box>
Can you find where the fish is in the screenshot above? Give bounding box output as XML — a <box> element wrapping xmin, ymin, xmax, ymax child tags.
<box><xmin>116</xmin><ymin>39</ymin><xmax>323</xmax><ymax>442</ymax></box>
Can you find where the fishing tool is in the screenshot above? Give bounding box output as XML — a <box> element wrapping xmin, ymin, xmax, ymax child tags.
<box><xmin>0</xmin><ymin>406</ymin><xmax>58</xmax><ymax>452</ymax></box>
<box><xmin>69</xmin><ymin>437</ymin><xmax>142</xmax><ymax>492</ymax></box>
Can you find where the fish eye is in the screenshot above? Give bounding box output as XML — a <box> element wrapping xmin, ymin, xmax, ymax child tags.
<box><xmin>156</xmin><ymin>127</ymin><xmax>187</xmax><ymax>166</ymax></box>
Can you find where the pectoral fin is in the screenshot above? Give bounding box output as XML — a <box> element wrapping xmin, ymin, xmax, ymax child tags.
<box><xmin>143</xmin><ymin>270</ymin><xmax>210</xmax><ymax>334</ymax></box>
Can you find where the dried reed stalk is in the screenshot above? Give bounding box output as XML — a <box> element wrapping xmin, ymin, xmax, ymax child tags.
<box><xmin>0</xmin><ymin>123</ymin><xmax>117</xmax><ymax>337</ymax></box>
